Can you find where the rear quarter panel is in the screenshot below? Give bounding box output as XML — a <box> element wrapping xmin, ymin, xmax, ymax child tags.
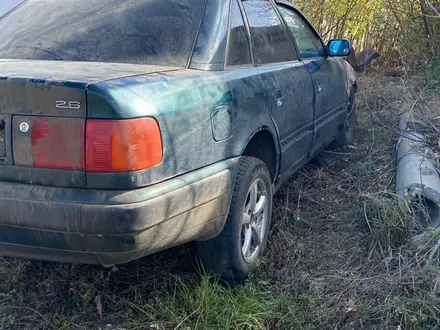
<box><xmin>86</xmin><ymin>69</ymin><xmax>279</xmax><ymax>189</ymax></box>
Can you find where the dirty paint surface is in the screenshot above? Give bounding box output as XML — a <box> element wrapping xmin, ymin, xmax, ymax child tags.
<box><xmin>0</xmin><ymin>0</ymin><xmax>356</xmax><ymax>190</ymax></box>
<box><xmin>0</xmin><ymin>0</ymin><xmax>357</xmax><ymax>264</ymax></box>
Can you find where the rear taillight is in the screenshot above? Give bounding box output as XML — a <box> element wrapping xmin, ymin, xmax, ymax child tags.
<box><xmin>29</xmin><ymin>118</ymin><xmax>85</xmax><ymax>170</ymax></box>
<box><xmin>85</xmin><ymin>118</ymin><xmax>162</xmax><ymax>172</ymax></box>
<box><xmin>16</xmin><ymin>117</ymin><xmax>162</xmax><ymax>173</ymax></box>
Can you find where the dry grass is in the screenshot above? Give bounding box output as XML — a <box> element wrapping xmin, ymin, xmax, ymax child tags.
<box><xmin>1</xmin><ymin>72</ymin><xmax>440</xmax><ymax>330</ymax></box>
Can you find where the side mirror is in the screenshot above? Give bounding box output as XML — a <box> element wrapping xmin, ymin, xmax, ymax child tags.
<box><xmin>327</xmin><ymin>39</ymin><xmax>352</xmax><ymax>57</ymax></box>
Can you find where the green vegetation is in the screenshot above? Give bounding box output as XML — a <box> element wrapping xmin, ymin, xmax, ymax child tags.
<box><xmin>145</xmin><ymin>275</ymin><xmax>291</xmax><ymax>330</ymax></box>
<box><xmin>425</xmin><ymin>58</ymin><xmax>440</xmax><ymax>93</ymax></box>
<box><xmin>296</xmin><ymin>0</ymin><xmax>440</xmax><ymax>66</ymax></box>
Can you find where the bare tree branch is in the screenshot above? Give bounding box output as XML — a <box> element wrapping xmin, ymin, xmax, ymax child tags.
<box><xmin>424</xmin><ymin>0</ymin><xmax>440</xmax><ymax>16</ymax></box>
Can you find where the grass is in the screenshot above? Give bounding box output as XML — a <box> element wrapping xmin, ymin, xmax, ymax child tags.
<box><xmin>145</xmin><ymin>274</ymin><xmax>291</xmax><ymax>330</ymax></box>
<box><xmin>362</xmin><ymin>195</ymin><xmax>420</xmax><ymax>258</ymax></box>
<box><xmin>425</xmin><ymin>58</ymin><xmax>440</xmax><ymax>94</ymax></box>
<box><xmin>1</xmin><ymin>72</ymin><xmax>440</xmax><ymax>330</ymax></box>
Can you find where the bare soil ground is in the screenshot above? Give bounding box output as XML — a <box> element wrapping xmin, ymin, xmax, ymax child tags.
<box><xmin>0</xmin><ymin>73</ymin><xmax>439</xmax><ymax>330</ymax></box>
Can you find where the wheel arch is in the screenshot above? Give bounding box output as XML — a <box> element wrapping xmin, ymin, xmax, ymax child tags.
<box><xmin>240</xmin><ymin>128</ymin><xmax>280</xmax><ymax>181</ymax></box>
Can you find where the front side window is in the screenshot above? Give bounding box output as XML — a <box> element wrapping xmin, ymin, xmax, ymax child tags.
<box><xmin>242</xmin><ymin>0</ymin><xmax>296</xmax><ymax>65</ymax></box>
<box><xmin>278</xmin><ymin>6</ymin><xmax>325</xmax><ymax>59</ymax></box>
<box><xmin>0</xmin><ymin>0</ymin><xmax>205</xmax><ymax>67</ymax></box>
<box><xmin>227</xmin><ymin>0</ymin><xmax>252</xmax><ymax>66</ymax></box>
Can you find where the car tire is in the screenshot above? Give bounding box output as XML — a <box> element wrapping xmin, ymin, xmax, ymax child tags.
<box><xmin>196</xmin><ymin>156</ymin><xmax>273</xmax><ymax>283</ymax></box>
<box><xmin>332</xmin><ymin>89</ymin><xmax>357</xmax><ymax>148</ymax></box>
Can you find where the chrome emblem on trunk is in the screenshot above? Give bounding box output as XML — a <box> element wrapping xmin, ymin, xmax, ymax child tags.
<box><xmin>19</xmin><ymin>122</ymin><xmax>30</xmax><ymax>133</ymax></box>
<box><xmin>56</xmin><ymin>100</ymin><xmax>81</xmax><ymax>110</ymax></box>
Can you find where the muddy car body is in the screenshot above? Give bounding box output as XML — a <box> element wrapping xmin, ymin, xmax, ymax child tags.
<box><xmin>0</xmin><ymin>0</ymin><xmax>356</xmax><ymax>280</ymax></box>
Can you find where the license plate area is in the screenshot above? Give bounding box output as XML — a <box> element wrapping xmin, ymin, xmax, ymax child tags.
<box><xmin>0</xmin><ymin>121</ymin><xmax>5</xmax><ymax>157</ymax></box>
<box><xmin>0</xmin><ymin>116</ymin><xmax>13</xmax><ymax>165</ymax></box>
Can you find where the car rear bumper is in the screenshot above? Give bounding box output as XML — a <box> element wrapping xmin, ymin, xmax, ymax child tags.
<box><xmin>0</xmin><ymin>158</ymin><xmax>238</xmax><ymax>265</ymax></box>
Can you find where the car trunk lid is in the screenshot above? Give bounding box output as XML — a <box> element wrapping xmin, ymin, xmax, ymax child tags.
<box><xmin>0</xmin><ymin>60</ymin><xmax>176</xmax><ymax>184</ymax></box>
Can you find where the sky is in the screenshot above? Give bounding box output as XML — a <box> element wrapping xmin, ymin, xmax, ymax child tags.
<box><xmin>0</xmin><ymin>0</ymin><xmax>24</xmax><ymax>17</ymax></box>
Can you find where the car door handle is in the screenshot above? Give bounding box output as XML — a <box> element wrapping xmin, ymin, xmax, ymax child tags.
<box><xmin>273</xmin><ymin>90</ymin><xmax>284</xmax><ymax>107</ymax></box>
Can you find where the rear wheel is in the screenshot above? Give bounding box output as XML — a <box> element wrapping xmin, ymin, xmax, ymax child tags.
<box><xmin>196</xmin><ymin>157</ymin><xmax>273</xmax><ymax>283</ymax></box>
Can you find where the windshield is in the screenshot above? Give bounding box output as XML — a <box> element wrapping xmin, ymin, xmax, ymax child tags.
<box><xmin>0</xmin><ymin>0</ymin><xmax>205</xmax><ymax>67</ymax></box>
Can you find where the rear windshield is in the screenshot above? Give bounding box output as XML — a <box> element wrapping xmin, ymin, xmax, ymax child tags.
<box><xmin>0</xmin><ymin>0</ymin><xmax>205</xmax><ymax>67</ymax></box>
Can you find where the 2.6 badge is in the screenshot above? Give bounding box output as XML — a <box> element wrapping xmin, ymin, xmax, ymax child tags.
<box><xmin>56</xmin><ymin>101</ymin><xmax>81</xmax><ymax>110</ymax></box>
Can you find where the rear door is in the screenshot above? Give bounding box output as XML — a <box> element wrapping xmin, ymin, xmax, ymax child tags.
<box><xmin>240</xmin><ymin>0</ymin><xmax>315</xmax><ymax>175</ymax></box>
<box><xmin>277</xmin><ymin>4</ymin><xmax>348</xmax><ymax>153</ymax></box>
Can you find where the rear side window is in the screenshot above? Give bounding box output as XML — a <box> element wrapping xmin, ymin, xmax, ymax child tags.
<box><xmin>227</xmin><ymin>0</ymin><xmax>252</xmax><ymax>66</ymax></box>
<box><xmin>242</xmin><ymin>0</ymin><xmax>296</xmax><ymax>65</ymax></box>
<box><xmin>0</xmin><ymin>0</ymin><xmax>205</xmax><ymax>67</ymax></box>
